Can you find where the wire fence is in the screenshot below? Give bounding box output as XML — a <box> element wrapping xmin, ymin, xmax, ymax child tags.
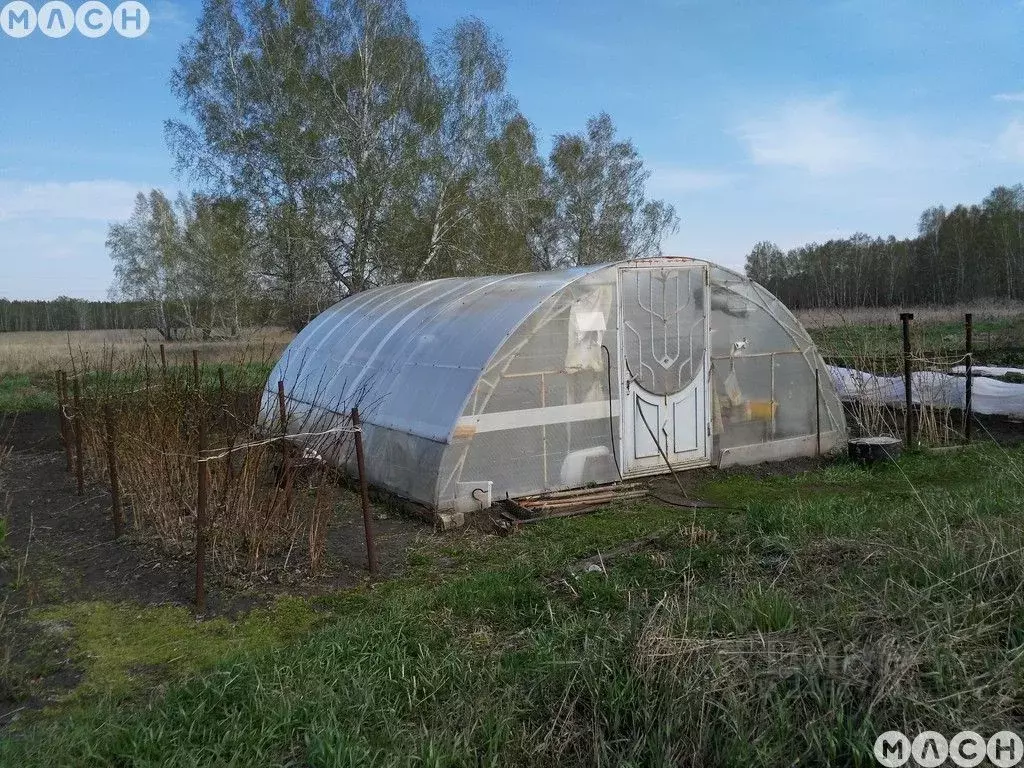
<box><xmin>52</xmin><ymin>348</ymin><xmax>378</xmax><ymax>612</ymax></box>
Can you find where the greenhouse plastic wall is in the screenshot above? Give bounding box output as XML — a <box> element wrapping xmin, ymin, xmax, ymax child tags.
<box><xmin>707</xmin><ymin>265</ymin><xmax>845</xmax><ymax>464</ymax></box>
<box><xmin>259</xmin><ymin>266</ymin><xmax>606</xmax><ymax>508</ymax></box>
<box><xmin>439</xmin><ymin>270</ymin><xmax>621</xmax><ymax>508</ymax></box>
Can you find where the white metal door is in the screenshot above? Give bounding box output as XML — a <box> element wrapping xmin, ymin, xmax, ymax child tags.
<box><xmin>619</xmin><ymin>264</ymin><xmax>710</xmax><ymax>476</ymax></box>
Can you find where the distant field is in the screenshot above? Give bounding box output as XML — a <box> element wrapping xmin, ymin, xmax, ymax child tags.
<box><xmin>0</xmin><ymin>328</ymin><xmax>295</xmax><ymax>376</ymax></box>
<box><xmin>796</xmin><ymin>305</ymin><xmax>1024</xmax><ymax>371</ymax></box>
<box><xmin>794</xmin><ymin>299</ymin><xmax>1024</xmax><ymax>329</ymax></box>
<box><xmin>0</xmin><ymin>328</ymin><xmax>294</xmax><ymax>411</ymax></box>
<box><xmin>3</xmin><ymin>307</ymin><xmax>1024</xmax><ymax>413</ymax></box>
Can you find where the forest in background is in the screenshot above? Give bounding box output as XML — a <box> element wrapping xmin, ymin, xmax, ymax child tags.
<box><xmin>745</xmin><ymin>183</ymin><xmax>1024</xmax><ymax>309</ymax></box>
<box><xmin>0</xmin><ymin>297</ymin><xmax>278</xmax><ymax>335</ymax></box>
<box><xmin>7</xmin><ymin>180</ymin><xmax>1024</xmax><ymax>333</ymax></box>
<box><xmin>0</xmin><ymin>299</ymin><xmax>149</xmax><ymax>334</ymax></box>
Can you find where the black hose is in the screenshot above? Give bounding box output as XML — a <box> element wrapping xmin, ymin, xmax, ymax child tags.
<box><xmin>648</xmin><ymin>491</ymin><xmax>740</xmax><ymax>511</ymax></box>
<box><xmin>601</xmin><ymin>344</ymin><xmax>623</xmax><ymax>480</ymax></box>
<box><xmin>623</xmin><ymin>358</ymin><xmax>689</xmax><ymax>498</ymax></box>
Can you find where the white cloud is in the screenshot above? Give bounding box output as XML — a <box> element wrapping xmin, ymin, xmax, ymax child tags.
<box><xmin>0</xmin><ymin>180</ymin><xmax>145</xmax><ymax>223</ymax></box>
<box><xmin>0</xmin><ymin>220</ymin><xmax>113</xmax><ymax>299</ymax></box>
<box><xmin>149</xmin><ymin>0</ymin><xmax>185</xmax><ymax>24</ymax></box>
<box><xmin>648</xmin><ymin>166</ymin><xmax>738</xmax><ymax>193</ymax></box>
<box><xmin>735</xmin><ymin>95</ymin><xmax>988</xmax><ymax>176</ymax></box>
<box><xmin>994</xmin><ymin>92</ymin><xmax>1024</xmax><ymax>103</ymax></box>
<box><xmin>997</xmin><ymin>118</ymin><xmax>1024</xmax><ymax>162</ymax></box>
<box><xmin>735</xmin><ymin>96</ymin><xmax>883</xmax><ymax>174</ymax></box>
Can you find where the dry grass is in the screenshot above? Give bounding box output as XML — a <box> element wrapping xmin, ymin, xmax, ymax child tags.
<box><xmin>0</xmin><ymin>328</ymin><xmax>295</xmax><ymax>376</ymax></box>
<box><xmin>795</xmin><ymin>299</ymin><xmax>1024</xmax><ymax>328</ymax></box>
<box><xmin>56</xmin><ymin>343</ymin><xmax>361</xmax><ymax>579</ymax></box>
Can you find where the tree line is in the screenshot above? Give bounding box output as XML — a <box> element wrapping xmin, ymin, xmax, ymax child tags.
<box><xmin>0</xmin><ymin>298</ymin><xmax>150</xmax><ymax>333</ymax></box>
<box><xmin>745</xmin><ymin>184</ymin><xmax>1024</xmax><ymax>309</ymax></box>
<box><xmin>0</xmin><ymin>295</ymin><xmax>278</xmax><ymax>335</ymax></box>
<box><xmin>107</xmin><ymin>0</ymin><xmax>678</xmax><ymax>333</ymax></box>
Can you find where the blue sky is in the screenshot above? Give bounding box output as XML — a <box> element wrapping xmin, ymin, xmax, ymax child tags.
<box><xmin>1</xmin><ymin>0</ymin><xmax>1023</xmax><ymax>299</ymax></box>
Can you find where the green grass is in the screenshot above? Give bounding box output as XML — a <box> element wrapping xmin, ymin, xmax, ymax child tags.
<box><xmin>0</xmin><ymin>375</ymin><xmax>56</xmax><ymax>412</ymax></box>
<box><xmin>4</xmin><ymin>445</ymin><xmax>1024</xmax><ymax>766</ymax></box>
<box><xmin>32</xmin><ymin>597</ymin><xmax>321</xmax><ymax>698</ymax></box>
<box><xmin>809</xmin><ymin>315</ymin><xmax>1024</xmax><ymax>369</ymax></box>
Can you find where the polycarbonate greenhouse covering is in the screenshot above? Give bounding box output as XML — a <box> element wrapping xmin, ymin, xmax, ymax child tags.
<box><xmin>261</xmin><ymin>258</ymin><xmax>846</xmax><ymax>512</ymax></box>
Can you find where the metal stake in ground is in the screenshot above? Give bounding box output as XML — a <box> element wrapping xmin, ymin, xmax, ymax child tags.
<box><xmin>195</xmin><ymin>411</ymin><xmax>208</xmax><ymax>613</ymax></box>
<box><xmin>277</xmin><ymin>380</ymin><xmax>293</xmax><ymax>514</ymax></box>
<box><xmin>104</xmin><ymin>404</ymin><xmax>123</xmax><ymax>539</ymax></box>
<box><xmin>72</xmin><ymin>377</ymin><xmax>85</xmax><ymax>496</ymax></box>
<box><xmin>964</xmin><ymin>313</ymin><xmax>973</xmax><ymax>443</ymax></box>
<box><xmin>351</xmin><ymin>407</ymin><xmax>378</xmax><ymax>574</ymax></box>
<box><xmin>900</xmin><ymin>312</ymin><xmax>914</xmax><ymax>447</ymax></box>
<box><xmin>60</xmin><ymin>371</ymin><xmax>74</xmax><ymax>473</ymax></box>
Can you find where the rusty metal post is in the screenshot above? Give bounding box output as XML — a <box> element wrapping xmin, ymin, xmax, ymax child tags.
<box><xmin>351</xmin><ymin>407</ymin><xmax>377</xmax><ymax>574</ymax></box>
<box><xmin>195</xmin><ymin>410</ymin><xmax>208</xmax><ymax>613</ymax></box>
<box><xmin>900</xmin><ymin>312</ymin><xmax>914</xmax><ymax>447</ymax></box>
<box><xmin>276</xmin><ymin>380</ymin><xmax>288</xmax><ymax>427</ymax></box>
<box><xmin>815</xmin><ymin>368</ymin><xmax>821</xmax><ymax>457</ymax></box>
<box><xmin>104</xmin><ymin>404</ymin><xmax>123</xmax><ymax>539</ymax></box>
<box><xmin>159</xmin><ymin>343</ymin><xmax>166</xmax><ymax>379</ymax></box>
<box><xmin>964</xmin><ymin>313</ymin><xmax>973</xmax><ymax>443</ymax></box>
<box><xmin>277</xmin><ymin>380</ymin><xmax>293</xmax><ymax>513</ymax></box>
<box><xmin>72</xmin><ymin>377</ymin><xmax>85</xmax><ymax>495</ymax></box>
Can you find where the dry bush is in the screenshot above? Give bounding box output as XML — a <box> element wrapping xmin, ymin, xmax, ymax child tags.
<box><xmin>0</xmin><ymin>328</ymin><xmax>294</xmax><ymax>376</ymax></box>
<box><xmin>60</xmin><ymin>344</ymin><xmax>355</xmax><ymax>579</ymax></box>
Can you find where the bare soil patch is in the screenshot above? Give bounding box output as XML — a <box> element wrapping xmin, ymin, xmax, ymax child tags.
<box><xmin>0</xmin><ymin>446</ymin><xmax>430</xmax><ymax>609</ymax></box>
<box><xmin>0</xmin><ymin>416</ymin><xmax>433</xmax><ymax>722</ymax></box>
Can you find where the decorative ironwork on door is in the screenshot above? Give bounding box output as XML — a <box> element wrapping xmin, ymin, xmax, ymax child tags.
<box><xmin>621</xmin><ymin>267</ymin><xmax>706</xmax><ymax>395</ymax></box>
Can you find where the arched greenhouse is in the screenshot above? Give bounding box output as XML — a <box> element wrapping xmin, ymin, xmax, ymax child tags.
<box><xmin>261</xmin><ymin>257</ymin><xmax>847</xmax><ymax>513</ymax></box>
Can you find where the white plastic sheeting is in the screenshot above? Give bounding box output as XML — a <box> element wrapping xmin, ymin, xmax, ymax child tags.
<box><xmin>949</xmin><ymin>365</ymin><xmax>1024</xmax><ymax>378</ymax></box>
<box><xmin>829</xmin><ymin>366</ymin><xmax>1024</xmax><ymax>417</ymax></box>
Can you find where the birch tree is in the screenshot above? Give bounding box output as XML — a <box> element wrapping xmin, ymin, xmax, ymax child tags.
<box><xmin>108</xmin><ymin>190</ymin><xmax>184</xmax><ymax>339</ymax></box>
<box><xmin>546</xmin><ymin>113</ymin><xmax>678</xmax><ymax>267</ymax></box>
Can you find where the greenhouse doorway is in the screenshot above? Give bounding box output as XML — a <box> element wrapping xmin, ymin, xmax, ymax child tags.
<box><xmin>618</xmin><ymin>263</ymin><xmax>711</xmax><ymax>477</ymax></box>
